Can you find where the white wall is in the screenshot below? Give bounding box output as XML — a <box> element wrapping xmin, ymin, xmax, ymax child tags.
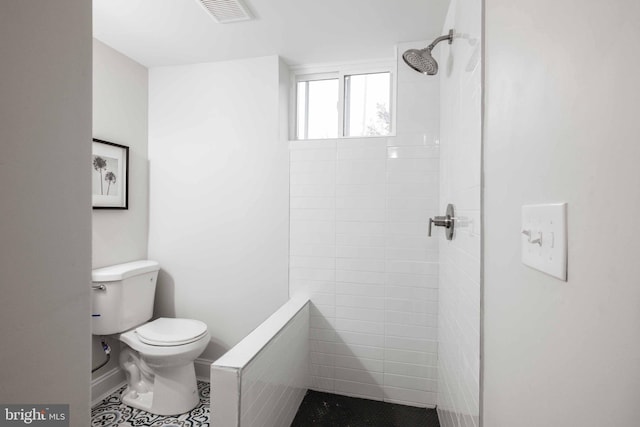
<box><xmin>93</xmin><ymin>39</ymin><xmax>149</xmax><ymax>269</ymax></box>
<box><xmin>148</xmin><ymin>56</ymin><xmax>290</xmax><ymax>361</ymax></box>
<box><xmin>289</xmin><ymin>47</ymin><xmax>440</xmax><ymax>407</ymax></box>
<box><xmin>437</xmin><ymin>1</ymin><xmax>482</xmax><ymax>426</ymax></box>
<box><xmin>0</xmin><ymin>1</ymin><xmax>92</xmax><ymax>424</ymax></box>
<box><xmin>484</xmin><ymin>0</ymin><xmax>640</xmax><ymax>425</ymax></box>
<box><xmin>92</xmin><ymin>38</ymin><xmax>149</xmax><ymax>379</ymax></box>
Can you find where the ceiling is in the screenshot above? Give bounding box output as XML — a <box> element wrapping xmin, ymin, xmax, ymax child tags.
<box><xmin>93</xmin><ymin>0</ymin><xmax>450</xmax><ymax>68</ymax></box>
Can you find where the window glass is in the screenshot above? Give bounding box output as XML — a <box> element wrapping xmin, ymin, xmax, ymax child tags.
<box><xmin>296</xmin><ymin>79</ymin><xmax>339</xmax><ymax>140</ymax></box>
<box><xmin>344</xmin><ymin>72</ymin><xmax>391</xmax><ymax>137</ymax></box>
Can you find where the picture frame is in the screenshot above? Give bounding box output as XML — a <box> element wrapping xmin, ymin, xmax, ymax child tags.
<box><xmin>92</xmin><ymin>138</ymin><xmax>129</xmax><ymax>209</ymax></box>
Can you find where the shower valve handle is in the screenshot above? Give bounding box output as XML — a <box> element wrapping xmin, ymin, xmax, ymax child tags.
<box><xmin>428</xmin><ymin>204</ymin><xmax>455</xmax><ymax>240</ymax></box>
<box><xmin>428</xmin><ymin>216</ymin><xmax>452</xmax><ymax>235</ymax></box>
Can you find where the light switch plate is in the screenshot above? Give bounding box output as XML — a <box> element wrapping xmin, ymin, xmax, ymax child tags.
<box><xmin>521</xmin><ymin>203</ymin><xmax>567</xmax><ymax>281</ymax></box>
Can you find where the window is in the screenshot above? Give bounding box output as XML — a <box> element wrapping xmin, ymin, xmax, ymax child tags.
<box><xmin>344</xmin><ymin>72</ymin><xmax>391</xmax><ymax>137</ymax></box>
<box><xmin>296</xmin><ymin>78</ymin><xmax>339</xmax><ymax>140</ymax></box>
<box><xmin>294</xmin><ymin>64</ymin><xmax>395</xmax><ymax>140</ymax></box>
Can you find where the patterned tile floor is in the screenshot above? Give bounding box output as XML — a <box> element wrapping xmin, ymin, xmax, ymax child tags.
<box><xmin>91</xmin><ymin>381</ymin><xmax>210</xmax><ymax>427</ymax></box>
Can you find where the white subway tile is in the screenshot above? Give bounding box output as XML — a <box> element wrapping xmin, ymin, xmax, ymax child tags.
<box><xmin>386</xmin><ymin>260</ymin><xmax>439</xmax><ymax>275</ymax></box>
<box><xmin>386</xmin><ymin>222</ymin><xmax>429</xmax><ymax>237</ymax></box>
<box><xmin>309</xmin><ymin>331</ymin><xmax>335</xmax><ymax>351</ymax></box>
<box><xmin>291</xmin><ymin>232</ymin><xmax>335</xmax><ymax>247</ymax></box>
<box><xmin>387</xmin><ymin>146</ymin><xmax>439</xmax><ymax>159</ymax></box>
<box><xmin>336</xmin><ymin>293</ymin><xmax>385</xmax><ymax>309</ymax></box>
<box><xmin>290</xmin><ymin>148</ymin><xmax>336</xmax><ymax>162</ymax></box>
<box><xmin>307</xmin><ymin>293</ymin><xmax>335</xmax><ymax>307</ymax></box>
<box><xmin>290</xmin><ymin>243</ymin><xmax>336</xmax><ymax>258</ymax></box>
<box><xmin>335</xmin><ymin>330</ymin><xmax>385</xmax><ymax>348</ymax></box>
<box><xmin>386</xmin><ymin>323</ymin><xmax>436</xmax><ymax>340</ymax></box>
<box><xmin>337</xmin><ymin>146</ymin><xmax>387</xmax><ymax>161</ymax></box>
<box><xmin>385</xmin><ymin>348</ymin><xmax>437</xmax><ymax>366</ymax></box>
<box><xmin>290</xmin><ymin>256</ymin><xmax>335</xmax><ymax>270</ymax></box>
<box><xmin>290</xmin><ymin>279</ymin><xmax>335</xmax><ymax>295</ymax></box>
<box><xmin>336</xmin><ymin>306</ymin><xmax>384</xmax><ymax>323</ymax></box>
<box><xmin>337</xmin><ymin>137</ymin><xmax>388</xmax><ymax>150</ymax></box>
<box><xmin>386</xmin><ymin>272</ymin><xmax>438</xmax><ymax>288</ymax></box>
<box><xmin>290</xmin><ymin>160</ymin><xmax>335</xmax><ymax>175</ymax></box>
<box><xmin>310</xmin><ymin>303</ymin><xmax>335</xmax><ymax>319</ymax></box>
<box><xmin>336</xmin><ymin>221</ymin><xmax>386</xmax><ymax>236</ymax></box>
<box><xmin>336</xmin><ymin>270</ymin><xmax>386</xmax><ymax>285</ymax></box>
<box><xmin>335</xmin><ymin>184</ymin><xmax>386</xmax><ymax>198</ymax></box>
<box><xmin>310</xmin><ymin>375</ymin><xmax>334</xmax><ymax>392</ymax></box>
<box><xmin>233</xmin><ymin>304</ymin><xmax>309</xmax><ymax>427</ymax></box>
<box><xmin>310</xmin><ymin>339</ymin><xmax>336</xmax><ymax>354</ymax></box>
<box><xmin>336</xmin><ymin>233</ymin><xmax>386</xmax><ymax>247</ymax></box>
<box><xmin>384</xmin><ymin>373</ymin><xmax>436</xmax><ymax>392</ymax></box>
<box><xmin>310</xmin><ymin>364</ymin><xmax>334</xmax><ymax>378</ymax></box>
<box><xmin>335</xmin><ymin>318</ymin><xmax>384</xmax><ymax>335</ymax></box>
<box><xmin>336</xmin><ymin>245</ymin><xmax>385</xmax><ymax>259</ymax></box>
<box><xmin>310</xmin><ymin>315</ymin><xmax>335</xmax><ymax>330</ymax></box>
<box><xmin>388</xmin><ymin>158</ymin><xmax>440</xmax><ymax>175</ymax></box>
<box><xmin>385</xmin><ymin>285</ymin><xmax>434</xmax><ymax>301</ymax></box>
<box><xmin>290</xmin><ymin>184</ymin><xmax>335</xmax><ymax>197</ymax></box>
<box><xmin>334</xmin><ymin>343</ymin><xmax>384</xmax><ymax>360</ymax></box>
<box><xmin>387</xmin><ymin>132</ymin><xmax>438</xmax><ymax>147</ymax></box>
<box><xmin>335</xmin><ymin>354</ymin><xmax>383</xmax><ymax>373</ymax></box>
<box><xmin>335</xmin><ymin>367</ymin><xmax>383</xmax><ymax>385</ymax></box>
<box><xmin>290</xmin><ymin>197</ymin><xmax>335</xmax><ymax>210</ymax></box>
<box><xmin>290</xmin><ymin>139</ymin><xmax>337</xmax><ymax>150</ymax></box>
<box><xmin>336</xmin><ymin>209</ymin><xmax>386</xmax><ymax>222</ymax></box>
<box><xmin>291</xmin><ymin>219</ymin><xmax>335</xmax><ymax>235</ymax></box>
<box><xmin>290</xmin><ymin>268</ymin><xmax>335</xmax><ymax>282</ymax></box>
<box><xmin>387</xmin><ymin>197</ymin><xmax>438</xmax><ymax>212</ymax></box>
<box><xmin>336</xmin><ymin>160</ymin><xmax>386</xmax><ymax>184</ymax></box>
<box><xmin>387</xmin><ymin>171</ymin><xmax>439</xmax><ymax>184</ymax></box>
<box><xmin>336</xmin><ymin>258</ymin><xmax>385</xmax><ymax>273</ymax></box>
<box><xmin>335</xmin><ymin>380</ymin><xmax>384</xmax><ymax>400</ymax></box>
<box><xmin>387</xmin><ymin>247</ymin><xmax>438</xmax><ymax>262</ymax></box>
<box><xmin>336</xmin><ymin>196</ymin><xmax>385</xmax><ymax>211</ymax></box>
<box><xmin>388</xmin><ymin>182</ymin><xmax>439</xmax><ymax>199</ymax></box>
<box><xmin>384</xmin><ymin>361</ymin><xmax>437</xmax><ymax>379</ymax></box>
<box><xmin>385</xmin><ymin>310</ymin><xmax>437</xmax><ymax>327</ymax></box>
<box><xmin>386</xmin><ymin>298</ymin><xmax>437</xmax><ymax>314</ymax></box>
<box><xmin>290</xmin><ymin>169</ymin><xmax>335</xmax><ymax>185</ymax></box>
<box><xmin>335</xmin><ymin>282</ymin><xmax>385</xmax><ymax>298</ymax></box>
<box><xmin>383</xmin><ymin>386</ymin><xmax>436</xmax><ymax>407</ymax></box>
<box><xmin>387</xmin><ymin>208</ymin><xmax>438</xmax><ymax>223</ymax></box>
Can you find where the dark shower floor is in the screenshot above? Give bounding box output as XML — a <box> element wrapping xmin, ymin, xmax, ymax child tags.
<box><xmin>290</xmin><ymin>390</ymin><xmax>440</xmax><ymax>427</ymax></box>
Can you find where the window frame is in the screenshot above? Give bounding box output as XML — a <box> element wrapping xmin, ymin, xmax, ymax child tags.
<box><xmin>290</xmin><ymin>61</ymin><xmax>397</xmax><ymax>141</ymax></box>
<box><xmin>294</xmin><ymin>72</ymin><xmax>340</xmax><ymax>141</ymax></box>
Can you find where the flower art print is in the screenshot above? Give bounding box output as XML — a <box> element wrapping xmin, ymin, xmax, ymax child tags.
<box><xmin>92</xmin><ymin>139</ymin><xmax>129</xmax><ymax>209</ymax></box>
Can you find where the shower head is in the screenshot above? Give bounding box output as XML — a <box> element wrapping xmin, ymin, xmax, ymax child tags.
<box><xmin>402</xmin><ymin>29</ymin><xmax>454</xmax><ymax>75</ymax></box>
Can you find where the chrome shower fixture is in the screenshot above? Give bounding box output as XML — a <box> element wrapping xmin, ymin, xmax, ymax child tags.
<box><xmin>402</xmin><ymin>29</ymin><xmax>454</xmax><ymax>75</ymax></box>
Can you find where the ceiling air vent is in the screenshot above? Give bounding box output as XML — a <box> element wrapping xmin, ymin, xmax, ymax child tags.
<box><xmin>196</xmin><ymin>0</ymin><xmax>253</xmax><ymax>23</ymax></box>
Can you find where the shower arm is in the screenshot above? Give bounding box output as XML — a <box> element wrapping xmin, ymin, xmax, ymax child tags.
<box><xmin>427</xmin><ymin>30</ymin><xmax>454</xmax><ymax>51</ymax></box>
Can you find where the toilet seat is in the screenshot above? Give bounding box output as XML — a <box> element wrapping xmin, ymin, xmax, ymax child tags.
<box><xmin>135</xmin><ymin>318</ymin><xmax>208</xmax><ymax>346</ymax></box>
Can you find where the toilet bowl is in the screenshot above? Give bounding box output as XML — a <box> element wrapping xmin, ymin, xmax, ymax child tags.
<box><xmin>118</xmin><ymin>318</ymin><xmax>210</xmax><ymax>415</ymax></box>
<box><xmin>91</xmin><ymin>260</ymin><xmax>210</xmax><ymax>416</ymax></box>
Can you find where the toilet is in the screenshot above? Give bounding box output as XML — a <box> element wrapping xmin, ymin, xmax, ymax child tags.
<box><xmin>91</xmin><ymin>260</ymin><xmax>210</xmax><ymax>416</ymax></box>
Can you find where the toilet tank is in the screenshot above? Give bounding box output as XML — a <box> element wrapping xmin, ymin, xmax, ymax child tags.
<box><xmin>91</xmin><ymin>260</ymin><xmax>160</xmax><ymax>335</ymax></box>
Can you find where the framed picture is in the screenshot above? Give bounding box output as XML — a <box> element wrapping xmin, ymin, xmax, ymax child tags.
<box><xmin>92</xmin><ymin>138</ymin><xmax>129</xmax><ymax>209</ymax></box>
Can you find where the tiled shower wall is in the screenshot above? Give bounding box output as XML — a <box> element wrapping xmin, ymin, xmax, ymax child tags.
<box><xmin>289</xmin><ymin>47</ymin><xmax>441</xmax><ymax>407</ymax></box>
<box><xmin>437</xmin><ymin>0</ymin><xmax>482</xmax><ymax>426</ymax></box>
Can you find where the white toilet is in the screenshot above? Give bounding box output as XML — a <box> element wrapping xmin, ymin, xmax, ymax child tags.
<box><xmin>91</xmin><ymin>260</ymin><xmax>210</xmax><ymax>416</ymax></box>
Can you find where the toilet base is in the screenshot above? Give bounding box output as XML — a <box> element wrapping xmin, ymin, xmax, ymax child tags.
<box><xmin>120</xmin><ymin>348</ymin><xmax>200</xmax><ymax>416</ymax></box>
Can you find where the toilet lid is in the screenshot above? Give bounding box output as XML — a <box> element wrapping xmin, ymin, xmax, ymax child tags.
<box><xmin>135</xmin><ymin>318</ymin><xmax>208</xmax><ymax>346</ymax></box>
